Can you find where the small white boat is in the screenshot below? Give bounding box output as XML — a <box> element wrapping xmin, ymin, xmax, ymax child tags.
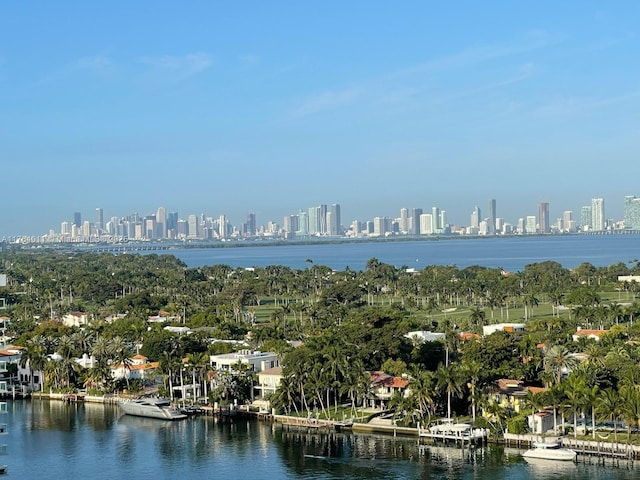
<box><xmin>522</xmin><ymin>441</ymin><xmax>577</xmax><ymax>462</ymax></box>
<box><xmin>119</xmin><ymin>397</ymin><xmax>187</xmax><ymax>420</ymax></box>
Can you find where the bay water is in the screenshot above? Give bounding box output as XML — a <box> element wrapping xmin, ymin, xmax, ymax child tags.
<box><xmin>166</xmin><ymin>235</ymin><xmax>640</xmax><ymax>271</ymax></box>
<box><xmin>6</xmin><ymin>400</ymin><xmax>640</xmax><ymax>479</ymax></box>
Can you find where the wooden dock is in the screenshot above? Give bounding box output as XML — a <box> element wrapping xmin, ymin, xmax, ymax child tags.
<box><xmin>418</xmin><ymin>422</ymin><xmax>487</xmax><ymax>446</ymax></box>
<box><xmin>504</xmin><ymin>433</ymin><xmax>640</xmax><ymax>461</ymax></box>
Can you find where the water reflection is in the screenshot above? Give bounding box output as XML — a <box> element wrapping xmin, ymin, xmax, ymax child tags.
<box><xmin>7</xmin><ymin>401</ymin><xmax>640</xmax><ymax>480</ymax></box>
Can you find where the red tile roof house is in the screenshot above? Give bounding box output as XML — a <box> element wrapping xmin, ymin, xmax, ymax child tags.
<box><xmin>369</xmin><ymin>371</ymin><xmax>409</xmax><ymax>409</ymax></box>
<box><xmin>572</xmin><ymin>327</ymin><xmax>610</xmax><ymax>342</ymax></box>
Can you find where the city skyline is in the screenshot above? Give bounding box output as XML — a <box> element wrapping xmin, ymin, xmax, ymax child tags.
<box><xmin>17</xmin><ymin>192</ymin><xmax>640</xmax><ymax>241</ymax></box>
<box><xmin>2</xmin><ymin>3</ymin><xmax>640</xmax><ymax>236</ymax></box>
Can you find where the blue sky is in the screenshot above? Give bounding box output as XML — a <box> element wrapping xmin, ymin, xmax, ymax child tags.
<box><xmin>1</xmin><ymin>2</ymin><xmax>639</xmax><ymax>235</ymax></box>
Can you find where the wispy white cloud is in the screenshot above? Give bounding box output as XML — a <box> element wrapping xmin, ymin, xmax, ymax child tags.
<box><xmin>290</xmin><ymin>87</ymin><xmax>362</xmax><ymax>118</ymax></box>
<box><xmin>139</xmin><ymin>52</ymin><xmax>213</xmax><ymax>77</ymax></box>
<box><xmin>288</xmin><ymin>32</ymin><xmax>555</xmax><ymax>119</ymax></box>
<box><xmin>76</xmin><ymin>54</ymin><xmax>114</xmax><ymax>72</ymax></box>
<box><xmin>391</xmin><ymin>30</ymin><xmax>560</xmax><ymax>79</ymax></box>
<box><xmin>533</xmin><ymin>89</ymin><xmax>640</xmax><ymax>117</ymax></box>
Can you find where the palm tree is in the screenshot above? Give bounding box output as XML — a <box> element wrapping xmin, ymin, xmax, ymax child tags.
<box><xmin>409</xmin><ymin>370</ymin><xmax>435</xmax><ymax>425</ymax></box>
<box><xmin>522</xmin><ymin>294</ymin><xmax>539</xmax><ymax>320</ymax></box>
<box><xmin>620</xmin><ymin>385</ymin><xmax>640</xmax><ymax>444</ymax></box>
<box><xmin>19</xmin><ymin>340</ymin><xmax>47</xmax><ymax>392</ymax></box>
<box><xmin>462</xmin><ymin>359</ymin><xmax>482</xmax><ymax>422</ymax></box>
<box><xmin>435</xmin><ymin>363</ymin><xmax>463</xmax><ymax>420</ymax></box>
<box><xmin>159</xmin><ymin>349</ymin><xmax>181</xmax><ymax>401</ymax></box>
<box><xmin>596</xmin><ymin>388</ymin><xmax>623</xmax><ymax>443</ymax></box>
<box><xmin>563</xmin><ymin>375</ymin><xmax>586</xmax><ymax>439</ymax></box>
<box><xmin>110</xmin><ymin>336</ymin><xmax>134</xmax><ymax>389</ymax></box>
<box><xmin>543</xmin><ymin>345</ymin><xmax>577</xmax><ymax>386</ymax></box>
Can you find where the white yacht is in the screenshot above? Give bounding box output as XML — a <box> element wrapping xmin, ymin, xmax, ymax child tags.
<box><xmin>119</xmin><ymin>397</ymin><xmax>187</xmax><ymax>420</ymax></box>
<box><xmin>522</xmin><ymin>441</ymin><xmax>577</xmax><ymax>462</ymax></box>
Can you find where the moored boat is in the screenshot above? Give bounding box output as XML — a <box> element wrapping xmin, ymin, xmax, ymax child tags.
<box><xmin>119</xmin><ymin>397</ymin><xmax>187</xmax><ymax>420</ymax></box>
<box><xmin>522</xmin><ymin>441</ymin><xmax>577</xmax><ymax>462</ymax></box>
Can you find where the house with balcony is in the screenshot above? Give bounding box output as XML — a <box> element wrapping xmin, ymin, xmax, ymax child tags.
<box><xmin>253</xmin><ymin>366</ymin><xmax>283</xmax><ymax>411</ymax></box>
<box><xmin>483</xmin><ymin>379</ymin><xmax>547</xmax><ymax>416</ymax></box>
<box><xmin>209</xmin><ymin>350</ymin><xmax>279</xmax><ymax>373</ymax></box>
<box><xmin>111</xmin><ymin>354</ymin><xmax>160</xmax><ymax>383</ymax></box>
<box><xmin>369</xmin><ymin>371</ymin><xmax>409</xmax><ymax>409</ymax></box>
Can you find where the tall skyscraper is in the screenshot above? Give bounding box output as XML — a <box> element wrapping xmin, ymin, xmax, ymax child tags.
<box><xmin>624</xmin><ymin>196</ymin><xmax>640</xmax><ymax>230</ymax></box>
<box><xmin>297</xmin><ymin>210</ymin><xmax>309</xmax><ymax>236</ymax></box>
<box><xmin>470</xmin><ymin>206</ymin><xmax>481</xmax><ymax>229</ymax></box>
<box><xmin>95</xmin><ymin>208</ymin><xmax>104</xmax><ymax>232</ymax></box>
<box><xmin>411</xmin><ymin>208</ymin><xmax>423</xmax><ymax>235</ymax></box>
<box><xmin>167</xmin><ymin>211</ymin><xmax>178</xmax><ymax>237</ymax></box>
<box><xmin>308</xmin><ymin>207</ymin><xmax>319</xmax><ymax>235</ymax></box>
<box><xmin>580</xmin><ymin>206</ymin><xmax>592</xmax><ymax>231</ymax></box>
<box><xmin>420</xmin><ymin>213</ymin><xmax>434</xmax><ymax>234</ymax></box>
<box><xmin>538</xmin><ymin>202</ymin><xmax>550</xmax><ymax>233</ymax></box>
<box><xmin>156</xmin><ymin>207</ymin><xmax>167</xmax><ymax>238</ymax></box>
<box><xmin>73</xmin><ymin>212</ymin><xmax>82</xmax><ymax>228</ymax></box>
<box><xmin>488</xmin><ymin>199</ymin><xmax>496</xmax><ymax>235</ymax></box>
<box><xmin>329</xmin><ymin>204</ymin><xmax>341</xmax><ymax>236</ymax></box>
<box><xmin>319</xmin><ymin>204</ymin><xmax>328</xmax><ymax>234</ymax></box>
<box><xmin>187</xmin><ymin>214</ymin><xmax>199</xmax><ymax>239</ymax></box>
<box><xmin>562</xmin><ymin>210</ymin><xmax>574</xmax><ymax>232</ymax></box>
<box><xmin>431</xmin><ymin>207</ymin><xmax>441</xmax><ymax>232</ymax></box>
<box><xmin>591</xmin><ymin>198</ymin><xmax>605</xmax><ymax>231</ymax></box>
<box><xmin>245</xmin><ymin>213</ymin><xmax>256</xmax><ymax>237</ymax></box>
<box><xmin>399</xmin><ymin>208</ymin><xmax>409</xmax><ymax>234</ymax></box>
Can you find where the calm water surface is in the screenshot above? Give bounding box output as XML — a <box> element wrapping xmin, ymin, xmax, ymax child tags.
<box><xmin>6</xmin><ymin>400</ymin><xmax>640</xmax><ymax>479</ymax></box>
<box><xmin>167</xmin><ymin>235</ymin><xmax>640</xmax><ymax>272</ymax></box>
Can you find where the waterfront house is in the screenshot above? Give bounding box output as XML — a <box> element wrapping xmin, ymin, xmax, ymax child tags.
<box><xmin>111</xmin><ymin>354</ymin><xmax>160</xmax><ymax>383</ymax></box>
<box><xmin>484</xmin><ymin>379</ymin><xmax>547</xmax><ymax>415</ymax></box>
<box><xmin>369</xmin><ymin>371</ymin><xmax>409</xmax><ymax>409</ymax></box>
<box><xmin>253</xmin><ymin>366</ymin><xmax>283</xmax><ymax>411</ymax></box>
<box><xmin>209</xmin><ymin>350</ymin><xmax>279</xmax><ymax>373</ymax></box>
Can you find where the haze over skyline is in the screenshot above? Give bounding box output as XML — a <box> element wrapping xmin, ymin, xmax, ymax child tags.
<box><xmin>2</xmin><ymin>2</ymin><xmax>639</xmax><ymax>236</ymax></box>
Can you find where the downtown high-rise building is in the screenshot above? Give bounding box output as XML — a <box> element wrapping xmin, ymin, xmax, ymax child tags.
<box><xmin>411</xmin><ymin>208</ymin><xmax>423</xmax><ymax>235</ymax></box>
<box><xmin>470</xmin><ymin>206</ymin><xmax>481</xmax><ymax>229</ymax></box>
<box><xmin>624</xmin><ymin>196</ymin><xmax>640</xmax><ymax>230</ymax></box>
<box><xmin>538</xmin><ymin>202</ymin><xmax>549</xmax><ymax>233</ymax></box>
<box><xmin>156</xmin><ymin>207</ymin><xmax>167</xmax><ymax>238</ymax></box>
<box><xmin>580</xmin><ymin>206</ymin><xmax>592</xmax><ymax>231</ymax></box>
<box><xmin>591</xmin><ymin>198</ymin><xmax>605</xmax><ymax>231</ymax></box>
<box><xmin>399</xmin><ymin>208</ymin><xmax>409</xmax><ymax>234</ymax></box>
<box><xmin>95</xmin><ymin>208</ymin><xmax>104</xmax><ymax>232</ymax></box>
<box><xmin>244</xmin><ymin>213</ymin><xmax>256</xmax><ymax>237</ymax></box>
<box><xmin>488</xmin><ymin>199</ymin><xmax>496</xmax><ymax>235</ymax></box>
<box><xmin>328</xmin><ymin>204</ymin><xmax>341</xmax><ymax>236</ymax></box>
<box><xmin>73</xmin><ymin>212</ymin><xmax>82</xmax><ymax>228</ymax></box>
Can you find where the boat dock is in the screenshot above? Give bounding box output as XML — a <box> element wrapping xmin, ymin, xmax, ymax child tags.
<box><xmin>504</xmin><ymin>433</ymin><xmax>640</xmax><ymax>461</ymax></box>
<box><xmin>418</xmin><ymin>421</ymin><xmax>488</xmax><ymax>446</ymax></box>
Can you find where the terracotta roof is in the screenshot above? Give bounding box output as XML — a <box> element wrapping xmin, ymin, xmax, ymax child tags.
<box><xmin>574</xmin><ymin>329</ymin><xmax>609</xmax><ymax>336</ymax></box>
<box><xmin>527</xmin><ymin>386</ymin><xmax>547</xmax><ymax>395</ymax></box>
<box><xmin>459</xmin><ymin>332</ymin><xmax>480</xmax><ymax>341</ymax></box>
<box><xmin>370</xmin><ymin>371</ymin><xmax>409</xmax><ymax>389</ymax></box>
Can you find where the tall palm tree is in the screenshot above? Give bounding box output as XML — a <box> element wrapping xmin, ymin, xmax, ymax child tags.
<box><xmin>563</xmin><ymin>375</ymin><xmax>586</xmax><ymax>439</ymax></box>
<box><xmin>596</xmin><ymin>388</ymin><xmax>623</xmax><ymax>443</ymax></box>
<box><xmin>543</xmin><ymin>345</ymin><xmax>577</xmax><ymax>386</ymax></box>
<box><xmin>462</xmin><ymin>359</ymin><xmax>482</xmax><ymax>422</ymax></box>
<box><xmin>620</xmin><ymin>385</ymin><xmax>640</xmax><ymax>445</ymax></box>
<box><xmin>409</xmin><ymin>370</ymin><xmax>435</xmax><ymax>425</ymax></box>
<box><xmin>435</xmin><ymin>363</ymin><xmax>463</xmax><ymax>420</ymax></box>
